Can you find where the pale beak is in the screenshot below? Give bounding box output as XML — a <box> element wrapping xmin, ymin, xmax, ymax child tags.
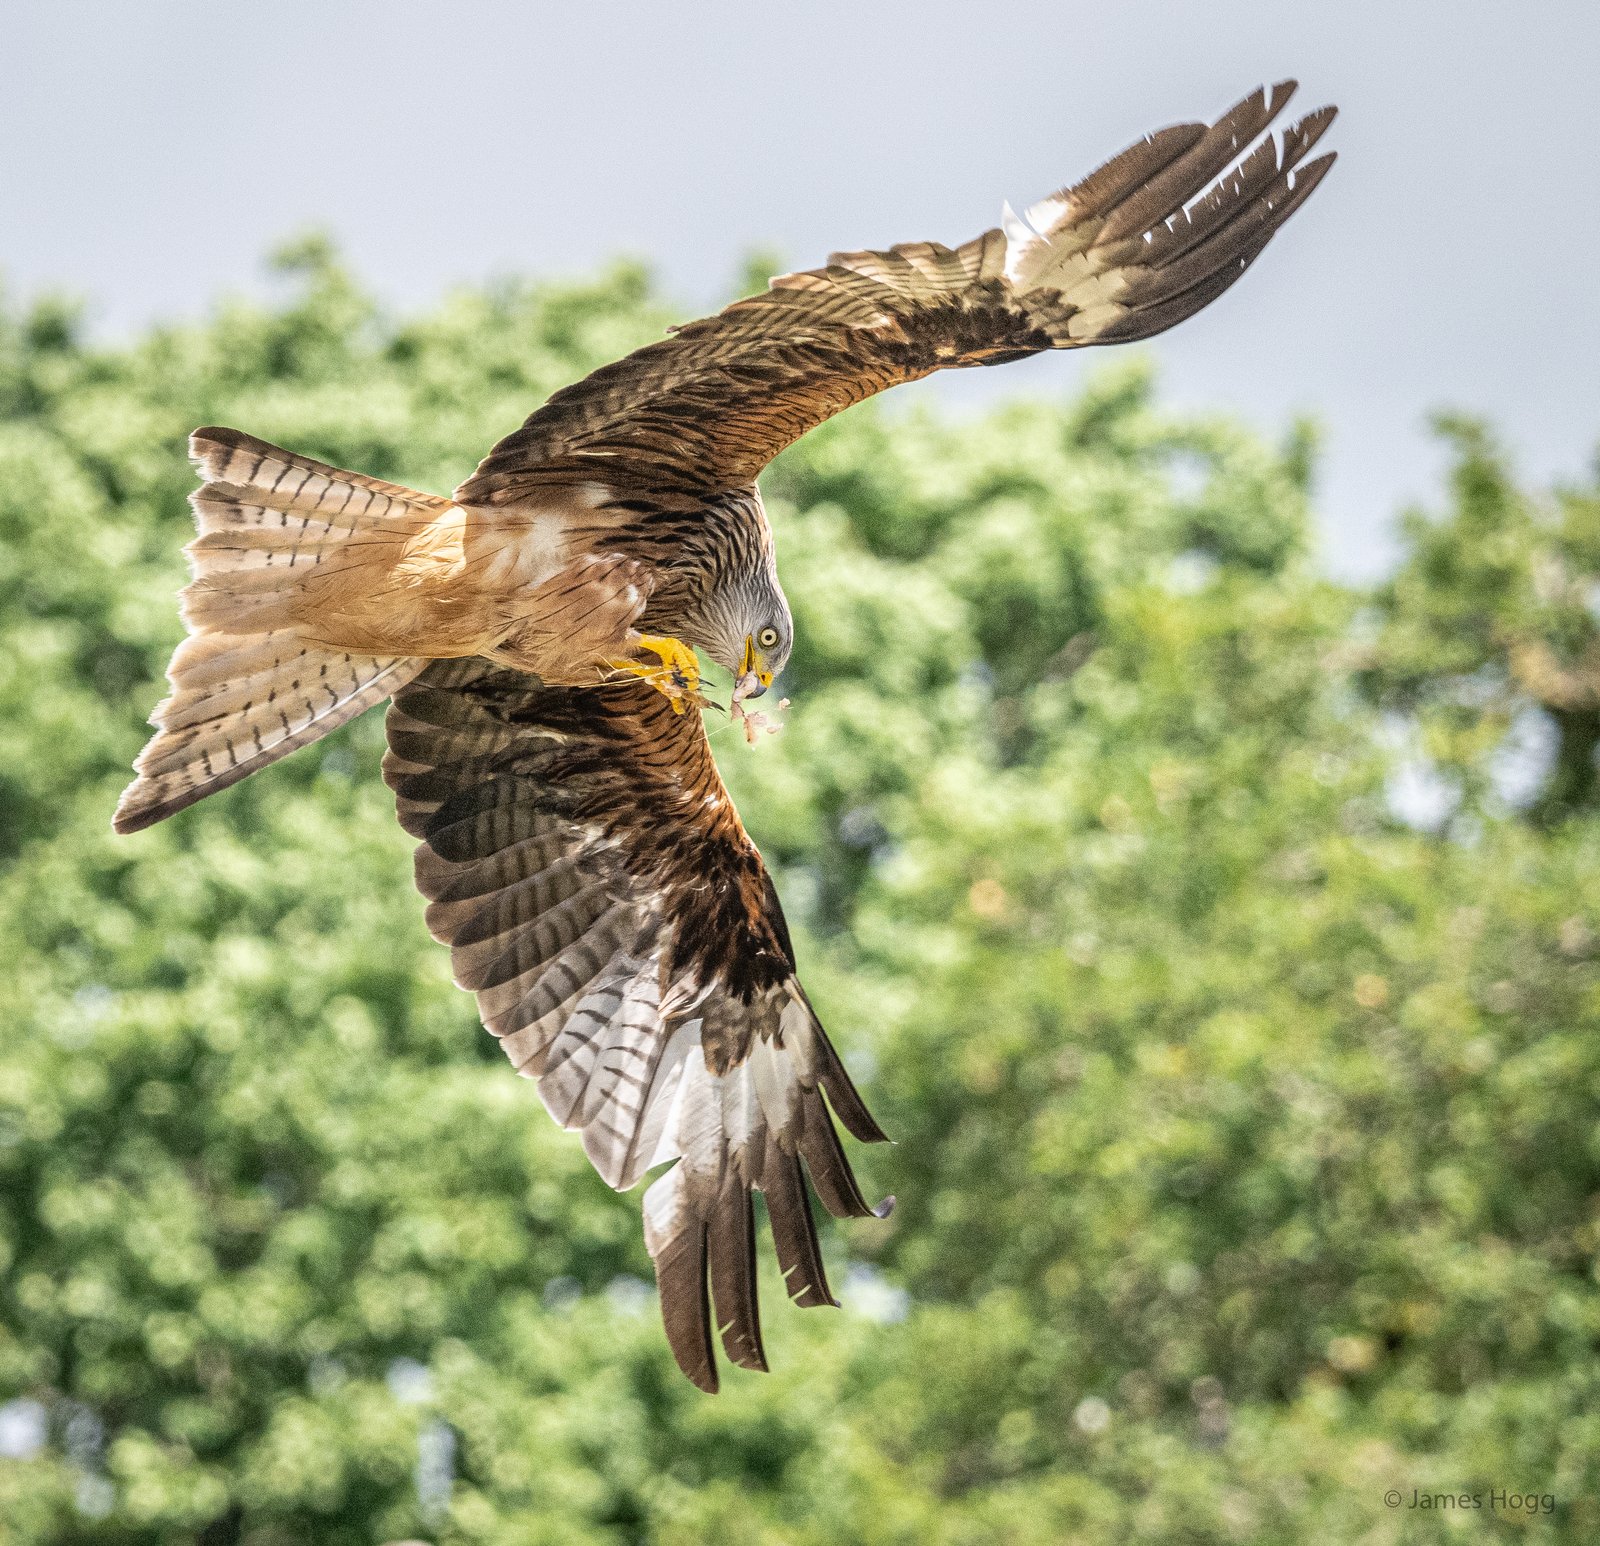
<box><xmin>739</xmin><ymin>635</ymin><xmax>773</xmax><ymax>697</ymax></box>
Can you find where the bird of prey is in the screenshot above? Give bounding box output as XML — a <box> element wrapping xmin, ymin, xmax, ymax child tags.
<box><xmin>115</xmin><ymin>82</ymin><xmax>1336</xmax><ymax>1391</ymax></box>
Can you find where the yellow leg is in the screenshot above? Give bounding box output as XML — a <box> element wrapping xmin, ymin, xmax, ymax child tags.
<box><xmin>607</xmin><ymin>634</ymin><xmax>702</xmax><ymax>714</ymax></box>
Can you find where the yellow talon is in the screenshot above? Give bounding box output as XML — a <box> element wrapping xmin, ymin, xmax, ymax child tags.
<box><xmin>608</xmin><ymin>634</ymin><xmax>701</xmax><ymax>713</ymax></box>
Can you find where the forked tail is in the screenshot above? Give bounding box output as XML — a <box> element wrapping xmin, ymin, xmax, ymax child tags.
<box><xmin>113</xmin><ymin>428</ymin><xmax>448</xmax><ymax>833</ymax></box>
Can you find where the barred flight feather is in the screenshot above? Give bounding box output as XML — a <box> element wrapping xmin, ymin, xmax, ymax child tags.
<box><xmin>382</xmin><ymin>661</ymin><xmax>890</xmax><ymax>1390</ymax></box>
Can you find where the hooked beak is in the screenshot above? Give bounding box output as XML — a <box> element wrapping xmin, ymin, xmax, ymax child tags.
<box><xmin>738</xmin><ymin>635</ymin><xmax>773</xmax><ymax>698</ymax></box>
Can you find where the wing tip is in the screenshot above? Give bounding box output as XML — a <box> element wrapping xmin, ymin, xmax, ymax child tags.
<box><xmin>784</xmin><ymin>1268</ymin><xmax>841</xmax><ymax>1311</ymax></box>
<box><xmin>718</xmin><ymin>1333</ymin><xmax>769</xmax><ymax>1374</ymax></box>
<box><xmin>1298</xmin><ymin>148</ymin><xmax>1339</xmax><ymax>183</ymax></box>
<box><xmin>655</xmin><ymin>1224</ymin><xmax>720</xmax><ymax>1394</ymax></box>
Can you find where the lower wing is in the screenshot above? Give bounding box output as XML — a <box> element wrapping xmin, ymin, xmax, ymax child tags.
<box><xmin>382</xmin><ymin>661</ymin><xmax>890</xmax><ymax>1391</ymax></box>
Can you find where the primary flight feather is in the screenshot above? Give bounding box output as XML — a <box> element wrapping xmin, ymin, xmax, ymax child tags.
<box><xmin>115</xmin><ymin>82</ymin><xmax>1336</xmax><ymax>1391</ymax></box>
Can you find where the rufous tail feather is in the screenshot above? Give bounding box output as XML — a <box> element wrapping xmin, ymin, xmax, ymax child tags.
<box><xmin>114</xmin><ymin>427</ymin><xmax>450</xmax><ymax>833</ymax></box>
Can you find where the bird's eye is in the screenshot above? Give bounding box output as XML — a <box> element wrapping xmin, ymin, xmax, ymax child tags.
<box><xmin>757</xmin><ymin>626</ymin><xmax>779</xmax><ymax>649</ymax></box>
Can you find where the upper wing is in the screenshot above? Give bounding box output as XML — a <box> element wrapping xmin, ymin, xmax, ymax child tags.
<box><xmin>382</xmin><ymin>661</ymin><xmax>889</xmax><ymax>1391</ymax></box>
<box><xmin>458</xmin><ymin>81</ymin><xmax>1335</xmax><ymax>505</ymax></box>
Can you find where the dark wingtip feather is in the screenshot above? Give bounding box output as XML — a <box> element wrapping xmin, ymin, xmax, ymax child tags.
<box><xmin>799</xmin><ymin>1102</ymin><xmax>882</xmax><ymax>1220</ymax></box>
<box><xmin>655</xmin><ymin>1226</ymin><xmax>719</xmax><ymax>1393</ymax></box>
<box><xmin>1097</xmin><ymin>78</ymin><xmax>1302</xmax><ymax>245</ymax></box>
<box><xmin>1293</xmin><ymin>149</ymin><xmax>1339</xmax><ymax>194</ymax></box>
<box><xmin>1087</xmin><ymin>109</ymin><xmax>1338</xmax><ymax>350</ymax></box>
<box><xmin>1294</xmin><ymin>103</ymin><xmax>1339</xmax><ymax>145</ymax></box>
<box><xmin>761</xmin><ymin>1143</ymin><xmax>836</xmax><ymax>1309</ymax></box>
<box><xmin>709</xmin><ymin>1184</ymin><xmax>768</xmax><ymax>1372</ymax></box>
<box><xmin>809</xmin><ymin>1026</ymin><xmax>891</xmax><ymax>1144</ymax></box>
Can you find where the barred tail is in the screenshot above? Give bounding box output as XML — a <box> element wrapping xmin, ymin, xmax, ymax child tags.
<box><xmin>113</xmin><ymin>428</ymin><xmax>448</xmax><ymax>833</ymax></box>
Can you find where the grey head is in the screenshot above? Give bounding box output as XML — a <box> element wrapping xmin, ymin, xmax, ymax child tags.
<box><xmin>691</xmin><ymin>565</ymin><xmax>792</xmax><ymax>697</ymax></box>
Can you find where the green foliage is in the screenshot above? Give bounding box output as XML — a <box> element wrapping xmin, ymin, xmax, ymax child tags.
<box><xmin>1</xmin><ymin>250</ymin><xmax>1598</xmax><ymax>1544</ymax></box>
<box><xmin>1366</xmin><ymin>415</ymin><xmax>1600</xmax><ymax>823</ymax></box>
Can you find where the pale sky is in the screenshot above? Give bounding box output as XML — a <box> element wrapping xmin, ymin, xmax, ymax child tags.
<box><xmin>3</xmin><ymin>1</ymin><xmax>1596</xmax><ymax>577</ymax></box>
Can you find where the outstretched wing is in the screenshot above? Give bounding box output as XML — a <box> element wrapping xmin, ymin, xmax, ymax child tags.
<box><xmin>459</xmin><ymin>81</ymin><xmax>1335</xmax><ymax>504</ymax></box>
<box><xmin>383</xmin><ymin>662</ymin><xmax>889</xmax><ymax>1391</ymax></box>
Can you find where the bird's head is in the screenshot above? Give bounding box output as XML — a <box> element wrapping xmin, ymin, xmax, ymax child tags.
<box><xmin>696</xmin><ymin>573</ymin><xmax>792</xmax><ymax>700</ymax></box>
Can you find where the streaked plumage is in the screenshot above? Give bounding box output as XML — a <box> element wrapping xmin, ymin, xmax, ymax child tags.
<box><xmin>116</xmin><ymin>83</ymin><xmax>1336</xmax><ymax>1389</ymax></box>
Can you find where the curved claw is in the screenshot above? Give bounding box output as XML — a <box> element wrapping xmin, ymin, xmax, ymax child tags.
<box><xmin>608</xmin><ymin>634</ymin><xmax>702</xmax><ymax>714</ymax></box>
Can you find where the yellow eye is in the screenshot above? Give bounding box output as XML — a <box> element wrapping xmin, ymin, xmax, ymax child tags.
<box><xmin>757</xmin><ymin>627</ymin><xmax>779</xmax><ymax>649</ymax></box>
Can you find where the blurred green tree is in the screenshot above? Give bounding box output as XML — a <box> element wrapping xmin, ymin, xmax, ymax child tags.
<box><xmin>0</xmin><ymin>249</ymin><xmax>1596</xmax><ymax>1545</ymax></box>
<box><xmin>1364</xmin><ymin>415</ymin><xmax>1600</xmax><ymax>824</ymax></box>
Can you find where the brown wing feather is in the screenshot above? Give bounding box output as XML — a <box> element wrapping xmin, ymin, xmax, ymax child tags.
<box><xmin>458</xmin><ymin>82</ymin><xmax>1335</xmax><ymax>505</ymax></box>
<box><xmin>383</xmin><ymin>661</ymin><xmax>889</xmax><ymax>1392</ymax></box>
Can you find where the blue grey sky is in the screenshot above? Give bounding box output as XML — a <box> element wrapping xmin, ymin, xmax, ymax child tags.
<box><xmin>3</xmin><ymin>1</ymin><xmax>1596</xmax><ymax>576</ymax></box>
